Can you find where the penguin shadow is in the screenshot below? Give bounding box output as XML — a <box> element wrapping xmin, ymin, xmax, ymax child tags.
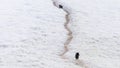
<box><xmin>74</xmin><ymin>52</ymin><xmax>88</xmax><ymax>68</ymax></box>
<box><xmin>75</xmin><ymin>59</ymin><xmax>88</xmax><ymax>68</ymax></box>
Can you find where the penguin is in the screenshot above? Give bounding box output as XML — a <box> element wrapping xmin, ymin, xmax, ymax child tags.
<box><xmin>75</xmin><ymin>52</ymin><xmax>79</xmax><ymax>60</ymax></box>
<box><xmin>59</xmin><ymin>5</ymin><xmax>63</xmax><ymax>8</ymax></box>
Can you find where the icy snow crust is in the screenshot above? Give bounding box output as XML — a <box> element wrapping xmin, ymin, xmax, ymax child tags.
<box><xmin>54</xmin><ymin>0</ymin><xmax>120</xmax><ymax>68</ymax></box>
<box><xmin>0</xmin><ymin>0</ymin><xmax>120</xmax><ymax>68</ymax></box>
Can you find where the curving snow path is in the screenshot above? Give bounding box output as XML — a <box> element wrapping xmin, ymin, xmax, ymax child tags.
<box><xmin>52</xmin><ymin>1</ymin><xmax>73</xmax><ymax>59</ymax></box>
<box><xmin>54</xmin><ymin>0</ymin><xmax>120</xmax><ymax>68</ymax></box>
<box><xmin>0</xmin><ymin>0</ymin><xmax>120</xmax><ymax>68</ymax></box>
<box><xmin>0</xmin><ymin>0</ymin><xmax>81</xmax><ymax>68</ymax></box>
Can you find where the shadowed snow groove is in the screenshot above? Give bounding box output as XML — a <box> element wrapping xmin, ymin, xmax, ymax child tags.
<box><xmin>63</xmin><ymin>11</ymin><xmax>88</xmax><ymax>68</ymax></box>
<box><xmin>60</xmin><ymin>12</ymin><xmax>73</xmax><ymax>57</ymax></box>
<box><xmin>52</xmin><ymin>1</ymin><xmax>89</xmax><ymax>68</ymax></box>
<box><xmin>52</xmin><ymin>1</ymin><xmax>73</xmax><ymax>58</ymax></box>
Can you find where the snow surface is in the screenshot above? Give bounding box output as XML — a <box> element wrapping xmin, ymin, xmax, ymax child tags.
<box><xmin>0</xmin><ymin>0</ymin><xmax>120</xmax><ymax>68</ymax></box>
<box><xmin>54</xmin><ymin>0</ymin><xmax>120</xmax><ymax>68</ymax></box>
<box><xmin>0</xmin><ymin>0</ymin><xmax>79</xmax><ymax>68</ymax></box>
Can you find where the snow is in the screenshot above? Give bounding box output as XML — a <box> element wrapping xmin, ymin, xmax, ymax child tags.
<box><xmin>0</xmin><ymin>0</ymin><xmax>76</xmax><ymax>68</ymax></box>
<box><xmin>54</xmin><ymin>0</ymin><xmax>120</xmax><ymax>68</ymax></box>
<box><xmin>0</xmin><ymin>0</ymin><xmax>120</xmax><ymax>68</ymax></box>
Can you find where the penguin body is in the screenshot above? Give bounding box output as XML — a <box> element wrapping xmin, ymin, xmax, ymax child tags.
<box><xmin>75</xmin><ymin>52</ymin><xmax>79</xmax><ymax>60</ymax></box>
<box><xmin>59</xmin><ymin>5</ymin><xmax>63</xmax><ymax>8</ymax></box>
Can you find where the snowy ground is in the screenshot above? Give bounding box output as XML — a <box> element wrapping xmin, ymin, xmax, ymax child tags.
<box><xmin>0</xmin><ymin>0</ymin><xmax>120</xmax><ymax>68</ymax></box>
<box><xmin>0</xmin><ymin>0</ymin><xmax>76</xmax><ymax>68</ymax></box>
<box><xmin>54</xmin><ymin>0</ymin><xmax>120</xmax><ymax>68</ymax></box>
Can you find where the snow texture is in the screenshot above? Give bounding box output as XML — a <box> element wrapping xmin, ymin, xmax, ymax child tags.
<box><xmin>0</xmin><ymin>0</ymin><xmax>78</xmax><ymax>68</ymax></box>
<box><xmin>54</xmin><ymin>0</ymin><xmax>120</xmax><ymax>68</ymax></box>
<box><xmin>0</xmin><ymin>0</ymin><xmax>120</xmax><ymax>68</ymax></box>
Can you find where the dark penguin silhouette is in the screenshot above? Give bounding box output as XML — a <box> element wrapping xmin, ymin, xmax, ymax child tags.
<box><xmin>75</xmin><ymin>52</ymin><xmax>79</xmax><ymax>60</ymax></box>
<box><xmin>59</xmin><ymin>5</ymin><xmax>63</xmax><ymax>8</ymax></box>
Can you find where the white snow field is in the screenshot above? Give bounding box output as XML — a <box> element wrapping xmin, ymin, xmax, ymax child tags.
<box><xmin>0</xmin><ymin>0</ymin><xmax>120</xmax><ymax>68</ymax></box>
<box><xmin>53</xmin><ymin>0</ymin><xmax>120</xmax><ymax>68</ymax></box>
<box><xmin>0</xmin><ymin>0</ymin><xmax>80</xmax><ymax>68</ymax></box>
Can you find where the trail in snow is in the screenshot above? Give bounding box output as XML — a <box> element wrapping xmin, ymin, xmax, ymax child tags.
<box><xmin>52</xmin><ymin>1</ymin><xmax>73</xmax><ymax>58</ymax></box>
<box><xmin>60</xmin><ymin>12</ymin><xmax>73</xmax><ymax>57</ymax></box>
<box><xmin>52</xmin><ymin>1</ymin><xmax>89</xmax><ymax>68</ymax></box>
